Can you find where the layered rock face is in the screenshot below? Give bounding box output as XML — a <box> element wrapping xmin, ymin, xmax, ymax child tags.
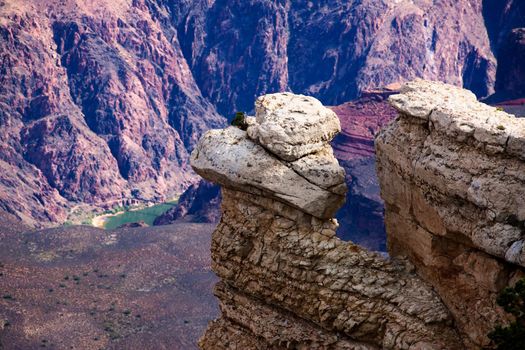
<box><xmin>176</xmin><ymin>0</ymin><xmax>498</xmax><ymax>116</ymax></box>
<box><xmin>376</xmin><ymin>80</ymin><xmax>525</xmax><ymax>347</ymax></box>
<box><xmin>193</xmin><ymin>93</ymin><xmax>463</xmax><ymax>349</ymax></box>
<box><xmin>0</xmin><ymin>0</ymin><xmax>224</xmax><ymax>226</ymax></box>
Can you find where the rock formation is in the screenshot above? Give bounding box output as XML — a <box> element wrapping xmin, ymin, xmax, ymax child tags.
<box><xmin>376</xmin><ymin>80</ymin><xmax>525</xmax><ymax>347</ymax></box>
<box><xmin>155</xmin><ymin>93</ymin><xmax>398</xmax><ymax>251</ymax></box>
<box><xmin>481</xmin><ymin>0</ymin><xmax>525</xmax><ymax>103</ymax></box>
<box><xmin>192</xmin><ymin>93</ymin><xmax>463</xmax><ymax>349</ymax></box>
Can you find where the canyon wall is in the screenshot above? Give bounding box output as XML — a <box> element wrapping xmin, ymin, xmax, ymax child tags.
<box><xmin>0</xmin><ymin>0</ymin><xmax>225</xmax><ymax>226</ymax></box>
<box><xmin>192</xmin><ymin>93</ymin><xmax>463</xmax><ymax>349</ymax></box>
<box><xmin>376</xmin><ymin>80</ymin><xmax>525</xmax><ymax>347</ymax></box>
<box><xmin>1</xmin><ymin>0</ymin><xmax>521</xmax><ymax>227</ymax></box>
<box><xmin>174</xmin><ymin>0</ymin><xmax>498</xmax><ymax>116</ymax></box>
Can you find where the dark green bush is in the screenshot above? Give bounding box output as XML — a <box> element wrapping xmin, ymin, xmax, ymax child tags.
<box><xmin>231</xmin><ymin>112</ymin><xmax>248</xmax><ymax>130</ymax></box>
<box><xmin>488</xmin><ymin>277</ymin><xmax>525</xmax><ymax>349</ymax></box>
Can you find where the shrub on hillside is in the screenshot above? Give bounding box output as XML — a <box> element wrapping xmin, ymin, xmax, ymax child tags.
<box><xmin>231</xmin><ymin>112</ymin><xmax>248</xmax><ymax>130</ymax></box>
<box><xmin>488</xmin><ymin>277</ymin><xmax>525</xmax><ymax>349</ymax></box>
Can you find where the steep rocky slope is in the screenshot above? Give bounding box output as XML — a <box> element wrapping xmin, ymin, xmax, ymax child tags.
<box><xmin>483</xmin><ymin>0</ymin><xmax>525</xmax><ymax>51</ymax></box>
<box><xmin>492</xmin><ymin>28</ymin><xmax>525</xmax><ymax>101</ymax></box>
<box><xmin>192</xmin><ymin>93</ymin><xmax>463</xmax><ymax>349</ymax></box>
<box><xmin>0</xmin><ymin>0</ymin><xmax>224</xmax><ymax>227</ymax></box>
<box><xmin>376</xmin><ymin>80</ymin><xmax>525</xmax><ymax>347</ymax></box>
<box><xmin>483</xmin><ymin>0</ymin><xmax>525</xmax><ymax>102</ymax></box>
<box><xmin>154</xmin><ymin>180</ymin><xmax>221</xmax><ymax>225</ymax></box>
<box><xmin>174</xmin><ymin>0</ymin><xmax>498</xmax><ymax>116</ymax></box>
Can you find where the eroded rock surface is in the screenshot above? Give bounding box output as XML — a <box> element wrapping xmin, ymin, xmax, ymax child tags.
<box><xmin>0</xmin><ymin>0</ymin><xmax>225</xmax><ymax>226</ymax></box>
<box><xmin>191</xmin><ymin>95</ymin><xmax>347</xmax><ymax>219</ymax></box>
<box><xmin>376</xmin><ymin>80</ymin><xmax>525</xmax><ymax>347</ymax></box>
<box><xmin>247</xmin><ymin>93</ymin><xmax>342</xmax><ymax>161</ymax></box>
<box><xmin>193</xmin><ymin>93</ymin><xmax>462</xmax><ymax>349</ymax></box>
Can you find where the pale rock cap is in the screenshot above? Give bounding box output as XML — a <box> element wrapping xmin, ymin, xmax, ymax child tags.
<box><xmin>247</xmin><ymin>92</ymin><xmax>341</xmax><ymax>161</ymax></box>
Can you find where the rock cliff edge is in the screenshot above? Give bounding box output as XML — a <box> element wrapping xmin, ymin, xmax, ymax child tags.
<box><xmin>192</xmin><ymin>93</ymin><xmax>462</xmax><ymax>349</ymax></box>
<box><xmin>376</xmin><ymin>79</ymin><xmax>525</xmax><ymax>348</ymax></box>
<box><xmin>192</xmin><ymin>82</ymin><xmax>525</xmax><ymax>349</ymax></box>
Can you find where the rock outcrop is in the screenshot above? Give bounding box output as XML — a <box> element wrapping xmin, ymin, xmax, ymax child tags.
<box><xmin>376</xmin><ymin>80</ymin><xmax>525</xmax><ymax>347</ymax></box>
<box><xmin>192</xmin><ymin>93</ymin><xmax>347</xmax><ymax>219</ymax></box>
<box><xmin>193</xmin><ymin>93</ymin><xmax>463</xmax><ymax>349</ymax></box>
<box><xmin>153</xmin><ymin>93</ymin><xmax>398</xmax><ymax>251</ymax></box>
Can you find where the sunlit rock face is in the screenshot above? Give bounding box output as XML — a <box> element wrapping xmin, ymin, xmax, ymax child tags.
<box><xmin>160</xmin><ymin>91</ymin><xmax>399</xmax><ymax>251</ymax></box>
<box><xmin>376</xmin><ymin>80</ymin><xmax>525</xmax><ymax>348</ymax></box>
<box><xmin>192</xmin><ymin>93</ymin><xmax>347</xmax><ymax>219</ymax></box>
<box><xmin>193</xmin><ymin>93</ymin><xmax>463</xmax><ymax>349</ymax></box>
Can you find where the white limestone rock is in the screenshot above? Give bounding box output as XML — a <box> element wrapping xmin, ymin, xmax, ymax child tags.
<box><xmin>388</xmin><ymin>78</ymin><xmax>478</xmax><ymax>120</ymax></box>
<box><xmin>247</xmin><ymin>93</ymin><xmax>341</xmax><ymax>162</ymax></box>
<box><xmin>190</xmin><ymin>127</ymin><xmax>345</xmax><ymax>218</ymax></box>
<box><xmin>290</xmin><ymin>146</ymin><xmax>346</xmax><ymax>193</ymax></box>
<box><xmin>389</xmin><ymin>79</ymin><xmax>525</xmax><ymax>160</ymax></box>
<box><xmin>377</xmin><ymin>79</ymin><xmax>525</xmax><ymax>347</ymax></box>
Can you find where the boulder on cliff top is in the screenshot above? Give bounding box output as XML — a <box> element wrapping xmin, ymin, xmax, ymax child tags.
<box><xmin>247</xmin><ymin>93</ymin><xmax>341</xmax><ymax>161</ymax></box>
<box><xmin>191</xmin><ymin>93</ymin><xmax>347</xmax><ymax>219</ymax></box>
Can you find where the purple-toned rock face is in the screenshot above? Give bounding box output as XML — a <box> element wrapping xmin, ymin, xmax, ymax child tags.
<box><xmin>184</xmin><ymin>0</ymin><xmax>499</xmax><ymax>116</ymax></box>
<box><xmin>494</xmin><ymin>28</ymin><xmax>525</xmax><ymax>101</ymax></box>
<box><xmin>153</xmin><ymin>180</ymin><xmax>222</xmax><ymax>225</ymax></box>
<box><xmin>0</xmin><ymin>0</ymin><xmax>523</xmax><ymax>227</ymax></box>
<box><xmin>0</xmin><ymin>0</ymin><xmax>225</xmax><ymax>226</ymax></box>
<box><xmin>330</xmin><ymin>90</ymin><xmax>398</xmax><ymax>250</ymax></box>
